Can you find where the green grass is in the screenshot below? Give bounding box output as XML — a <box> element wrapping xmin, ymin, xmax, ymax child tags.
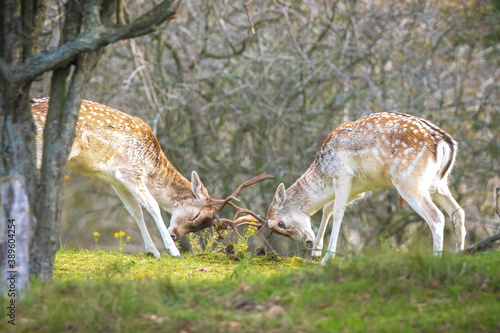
<box><xmin>2</xmin><ymin>249</ymin><xmax>500</xmax><ymax>332</ymax></box>
<box><xmin>52</xmin><ymin>248</ymin><xmax>309</xmax><ymax>282</ymax></box>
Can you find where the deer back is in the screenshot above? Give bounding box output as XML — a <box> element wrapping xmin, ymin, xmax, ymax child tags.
<box><xmin>315</xmin><ymin>112</ymin><xmax>457</xmax><ymax>186</ymax></box>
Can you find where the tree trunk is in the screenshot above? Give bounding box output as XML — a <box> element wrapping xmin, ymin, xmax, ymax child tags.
<box><xmin>30</xmin><ymin>1</ymin><xmax>109</xmax><ymax>279</ymax></box>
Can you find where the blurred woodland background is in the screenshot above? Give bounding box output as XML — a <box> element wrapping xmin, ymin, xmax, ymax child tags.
<box><xmin>31</xmin><ymin>0</ymin><xmax>500</xmax><ymax>257</ymax></box>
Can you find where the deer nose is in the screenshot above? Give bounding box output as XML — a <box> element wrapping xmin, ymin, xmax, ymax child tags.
<box><xmin>170</xmin><ymin>229</ymin><xmax>179</xmax><ymax>241</ymax></box>
<box><xmin>305</xmin><ymin>240</ymin><xmax>313</xmax><ymax>249</ymax></box>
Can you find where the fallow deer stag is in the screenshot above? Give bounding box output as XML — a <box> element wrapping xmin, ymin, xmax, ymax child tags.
<box><xmin>264</xmin><ymin>112</ymin><xmax>465</xmax><ymax>265</ymax></box>
<box><xmin>31</xmin><ymin>97</ymin><xmax>273</xmax><ymax>258</ymax></box>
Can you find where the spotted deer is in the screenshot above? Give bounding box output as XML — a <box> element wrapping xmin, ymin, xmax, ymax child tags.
<box><xmin>265</xmin><ymin>112</ymin><xmax>465</xmax><ymax>265</ymax></box>
<box><xmin>31</xmin><ymin>97</ymin><xmax>272</xmax><ymax>258</ymax></box>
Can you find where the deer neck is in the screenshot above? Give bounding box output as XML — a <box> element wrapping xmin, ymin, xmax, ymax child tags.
<box><xmin>147</xmin><ymin>156</ymin><xmax>196</xmax><ymax>212</ymax></box>
<box><xmin>285</xmin><ymin>162</ymin><xmax>334</xmax><ymax>217</ymax></box>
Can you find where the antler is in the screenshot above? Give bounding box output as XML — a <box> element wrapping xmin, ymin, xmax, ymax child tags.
<box><xmin>207</xmin><ymin>172</ymin><xmax>273</xmax><ymax>238</ymax></box>
<box><xmin>216</xmin><ymin>203</ymin><xmax>269</xmax><ymax>238</ymax></box>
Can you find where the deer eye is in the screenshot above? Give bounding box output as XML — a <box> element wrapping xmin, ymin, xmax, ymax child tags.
<box><xmin>278</xmin><ymin>221</ymin><xmax>285</xmax><ymax>229</ymax></box>
<box><xmin>190</xmin><ymin>212</ymin><xmax>200</xmax><ymax>221</ymax></box>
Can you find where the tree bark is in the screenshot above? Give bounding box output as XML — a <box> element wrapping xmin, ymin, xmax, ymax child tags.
<box><xmin>0</xmin><ymin>0</ymin><xmax>47</xmax><ymax>210</ymax></box>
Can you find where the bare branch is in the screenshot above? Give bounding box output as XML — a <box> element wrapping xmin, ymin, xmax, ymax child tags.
<box><xmin>243</xmin><ymin>1</ymin><xmax>256</xmax><ymax>35</ymax></box>
<box><xmin>8</xmin><ymin>0</ymin><xmax>176</xmax><ymax>86</ymax></box>
<box><xmin>467</xmin><ymin>232</ymin><xmax>500</xmax><ymax>254</ymax></box>
<box><xmin>496</xmin><ymin>186</ymin><xmax>500</xmax><ymax>219</ymax></box>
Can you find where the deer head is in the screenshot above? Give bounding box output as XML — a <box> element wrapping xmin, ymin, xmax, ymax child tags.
<box><xmin>167</xmin><ymin>171</ymin><xmax>217</xmax><ymax>241</ymax></box>
<box><xmin>266</xmin><ymin>183</ymin><xmax>315</xmax><ymax>248</ymax></box>
<box><xmin>169</xmin><ymin>172</ymin><xmax>275</xmax><ymax>241</ymax></box>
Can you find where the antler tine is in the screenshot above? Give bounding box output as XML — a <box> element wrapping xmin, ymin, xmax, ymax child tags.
<box><xmin>216</xmin><ymin>218</ymin><xmax>243</xmax><ymax>238</ymax></box>
<box><xmin>216</xmin><ymin>214</ymin><xmax>265</xmax><ymax>238</ymax></box>
<box><xmin>226</xmin><ymin>201</ymin><xmax>269</xmax><ymax>235</ymax></box>
<box><xmin>210</xmin><ymin>172</ymin><xmax>274</xmax><ymax>238</ymax></box>
<box><xmin>213</xmin><ymin>172</ymin><xmax>274</xmax><ymax>216</ymax></box>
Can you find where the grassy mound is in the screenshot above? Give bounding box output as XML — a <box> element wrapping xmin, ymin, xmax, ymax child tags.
<box><xmin>1</xmin><ymin>249</ymin><xmax>499</xmax><ymax>332</ymax></box>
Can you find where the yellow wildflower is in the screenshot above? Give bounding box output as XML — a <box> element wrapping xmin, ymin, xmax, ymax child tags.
<box><xmin>114</xmin><ymin>232</ymin><xmax>119</xmax><ymax>238</ymax></box>
<box><xmin>127</xmin><ymin>236</ymin><xmax>131</xmax><ymax>241</ymax></box>
<box><xmin>119</xmin><ymin>231</ymin><xmax>125</xmax><ymax>237</ymax></box>
<box><xmin>93</xmin><ymin>231</ymin><xmax>100</xmax><ymax>237</ymax></box>
<box><xmin>137</xmin><ymin>273</ymin><xmax>146</xmax><ymax>279</ymax></box>
<box><xmin>402</xmin><ymin>248</ymin><xmax>409</xmax><ymax>253</ymax></box>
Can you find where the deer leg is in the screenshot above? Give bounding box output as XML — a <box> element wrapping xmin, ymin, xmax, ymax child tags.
<box><xmin>321</xmin><ymin>177</ymin><xmax>352</xmax><ymax>265</ymax></box>
<box><xmin>117</xmin><ymin>174</ymin><xmax>181</xmax><ymax>258</ymax></box>
<box><xmin>312</xmin><ymin>201</ymin><xmax>334</xmax><ymax>258</ymax></box>
<box><xmin>113</xmin><ymin>185</ymin><xmax>161</xmax><ymax>258</ymax></box>
<box><xmin>397</xmin><ymin>185</ymin><xmax>445</xmax><ymax>254</ymax></box>
<box><xmin>432</xmin><ymin>185</ymin><xmax>466</xmax><ymax>251</ymax></box>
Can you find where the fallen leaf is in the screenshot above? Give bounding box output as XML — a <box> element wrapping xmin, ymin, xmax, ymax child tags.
<box><xmin>428</xmin><ymin>278</ymin><xmax>440</xmax><ymax>288</ymax></box>
<box><xmin>220</xmin><ymin>321</ymin><xmax>241</xmax><ymax>333</ymax></box>
<box><xmin>265</xmin><ymin>305</ymin><xmax>285</xmax><ymax>318</ymax></box>
<box><xmin>142</xmin><ymin>313</ymin><xmax>164</xmax><ymax>324</ymax></box>
<box><xmin>355</xmin><ymin>294</ymin><xmax>370</xmax><ymax>301</ymax></box>
<box><xmin>229</xmin><ymin>322</ymin><xmax>240</xmax><ymax>330</ymax></box>
<box><xmin>239</xmin><ymin>283</ymin><xmax>251</xmax><ymax>292</ymax></box>
<box><xmin>318</xmin><ymin>302</ymin><xmax>329</xmax><ymax>309</ymax></box>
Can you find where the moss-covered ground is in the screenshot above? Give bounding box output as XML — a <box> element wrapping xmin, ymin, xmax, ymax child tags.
<box><xmin>2</xmin><ymin>248</ymin><xmax>500</xmax><ymax>332</ymax></box>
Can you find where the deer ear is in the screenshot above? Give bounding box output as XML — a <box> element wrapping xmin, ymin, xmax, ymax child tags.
<box><xmin>271</xmin><ymin>183</ymin><xmax>286</xmax><ymax>209</ymax></box>
<box><xmin>191</xmin><ymin>171</ymin><xmax>209</xmax><ymax>201</ymax></box>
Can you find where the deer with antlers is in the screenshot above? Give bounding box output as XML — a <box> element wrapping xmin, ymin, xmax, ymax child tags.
<box><xmin>31</xmin><ymin>97</ymin><xmax>273</xmax><ymax>258</ymax></box>
<box><xmin>262</xmin><ymin>112</ymin><xmax>465</xmax><ymax>265</ymax></box>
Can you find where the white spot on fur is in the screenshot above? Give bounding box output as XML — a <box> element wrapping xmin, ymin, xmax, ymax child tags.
<box><xmin>404</xmin><ymin>148</ymin><xmax>414</xmax><ymax>155</ymax></box>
